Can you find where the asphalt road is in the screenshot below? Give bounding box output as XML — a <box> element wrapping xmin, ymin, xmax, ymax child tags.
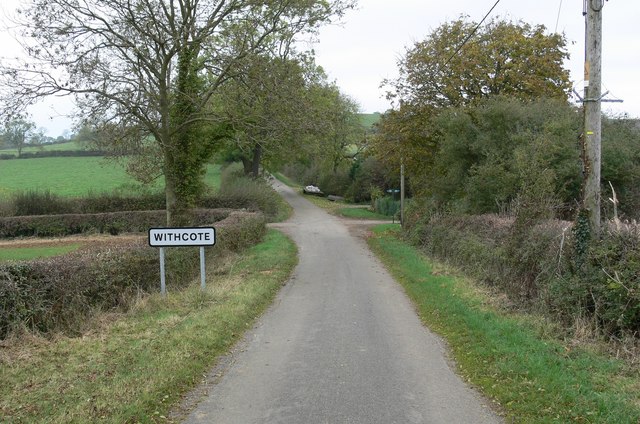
<box><xmin>183</xmin><ymin>180</ymin><xmax>501</xmax><ymax>424</ymax></box>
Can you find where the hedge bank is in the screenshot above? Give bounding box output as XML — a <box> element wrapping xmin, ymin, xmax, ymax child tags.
<box><xmin>0</xmin><ymin>210</ymin><xmax>265</xmax><ymax>339</ymax></box>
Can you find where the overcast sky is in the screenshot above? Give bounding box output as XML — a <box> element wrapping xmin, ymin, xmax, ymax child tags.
<box><xmin>1</xmin><ymin>0</ymin><xmax>639</xmax><ymax>136</ymax></box>
<box><xmin>315</xmin><ymin>0</ymin><xmax>639</xmax><ymax>116</ymax></box>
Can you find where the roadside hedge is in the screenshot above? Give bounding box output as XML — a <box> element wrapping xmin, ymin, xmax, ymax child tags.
<box><xmin>0</xmin><ymin>209</ymin><xmax>232</xmax><ymax>238</ymax></box>
<box><xmin>404</xmin><ymin>210</ymin><xmax>640</xmax><ymax>337</ymax></box>
<box><xmin>0</xmin><ymin>211</ymin><xmax>266</xmax><ymax>339</ymax></box>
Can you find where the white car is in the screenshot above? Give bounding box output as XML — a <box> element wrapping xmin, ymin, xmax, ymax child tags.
<box><xmin>303</xmin><ymin>185</ymin><xmax>323</xmax><ymax>195</ymax></box>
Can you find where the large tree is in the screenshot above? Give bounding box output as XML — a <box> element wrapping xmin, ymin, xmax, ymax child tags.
<box><xmin>0</xmin><ymin>0</ymin><xmax>354</xmax><ymax>224</ymax></box>
<box><xmin>217</xmin><ymin>54</ymin><xmax>316</xmax><ymax>178</ymax></box>
<box><xmin>217</xmin><ymin>53</ymin><xmax>363</xmax><ymax>178</ymax></box>
<box><xmin>309</xmin><ymin>83</ymin><xmax>363</xmax><ymax>173</ymax></box>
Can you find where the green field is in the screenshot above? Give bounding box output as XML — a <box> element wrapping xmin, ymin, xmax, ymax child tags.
<box><xmin>0</xmin><ymin>157</ymin><xmax>221</xmax><ymax>198</ymax></box>
<box><xmin>358</xmin><ymin>113</ymin><xmax>382</xmax><ymax>129</ymax></box>
<box><xmin>0</xmin><ymin>244</ymin><xmax>81</xmax><ymax>261</ymax></box>
<box><xmin>0</xmin><ymin>141</ymin><xmax>85</xmax><ymax>155</ymax></box>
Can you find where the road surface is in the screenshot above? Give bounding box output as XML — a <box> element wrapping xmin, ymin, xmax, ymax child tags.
<box><xmin>183</xmin><ymin>180</ymin><xmax>501</xmax><ymax>423</ymax></box>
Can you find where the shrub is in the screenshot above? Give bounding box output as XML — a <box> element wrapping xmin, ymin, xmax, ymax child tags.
<box><xmin>548</xmin><ymin>224</ymin><xmax>640</xmax><ymax>336</ymax></box>
<box><xmin>202</xmin><ymin>164</ymin><xmax>284</xmax><ymax>220</ymax></box>
<box><xmin>281</xmin><ymin>162</ymin><xmax>321</xmax><ymax>186</ymax></box>
<box><xmin>78</xmin><ymin>191</ymin><xmax>166</xmax><ymax>214</ymax></box>
<box><xmin>317</xmin><ymin>169</ymin><xmax>351</xmax><ymax>197</ymax></box>
<box><xmin>404</xmin><ymin>201</ymin><xmax>640</xmax><ymax>337</ymax></box>
<box><xmin>346</xmin><ymin>157</ymin><xmax>396</xmax><ymax>203</ymax></box>
<box><xmin>12</xmin><ymin>190</ymin><xmax>75</xmax><ymax>216</ymax></box>
<box><xmin>374</xmin><ymin>196</ymin><xmax>400</xmax><ymax>217</ymax></box>
<box><xmin>4</xmin><ymin>181</ymin><xmax>282</xmax><ymax>219</ymax></box>
<box><xmin>5</xmin><ymin>190</ymin><xmax>166</xmax><ymax>217</ymax></box>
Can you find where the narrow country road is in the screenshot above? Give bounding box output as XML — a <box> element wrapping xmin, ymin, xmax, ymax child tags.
<box><xmin>183</xmin><ymin>181</ymin><xmax>501</xmax><ymax>424</ymax></box>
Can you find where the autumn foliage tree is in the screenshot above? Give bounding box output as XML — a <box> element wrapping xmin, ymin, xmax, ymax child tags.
<box><xmin>390</xmin><ymin>18</ymin><xmax>571</xmax><ymax>109</ymax></box>
<box><xmin>373</xmin><ymin>17</ymin><xmax>572</xmax><ymax>195</ymax></box>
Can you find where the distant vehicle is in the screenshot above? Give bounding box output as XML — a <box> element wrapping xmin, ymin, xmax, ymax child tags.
<box><xmin>303</xmin><ymin>185</ymin><xmax>324</xmax><ymax>196</ymax></box>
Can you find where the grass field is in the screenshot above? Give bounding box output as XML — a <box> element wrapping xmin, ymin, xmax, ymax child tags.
<box><xmin>358</xmin><ymin>113</ymin><xmax>382</xmax><ymax>129</ymax></box>
<box><xmin>0</xmin><ymin>141</ymin><xmax>84</xmax><ymax>155</ymax></box>
<box><xmin>0</xmin><ymin>243</ymin><xmax>81</xmax><ymax>261</ymax></box>
<box><xmin>0</xmin><ymin>157</ymin><xmax>221</xmax><ymax>198</ymax></box>
<box><xmin>0</xmin><ymin>229</ymin><xmax>297</xmax><ymax>423</ymax></box>
<box><xmin>368</xmin><ymin>225</ymin><xmax>640</xmax><ymax>423</ymax></box>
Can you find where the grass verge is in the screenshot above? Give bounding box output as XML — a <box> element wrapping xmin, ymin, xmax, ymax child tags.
<box><xmin>336</xmin><ymin>207</ymin><xmax>391</xmax><ymax>220</ymax></box>
<box><xmin>0</xmin><ymin>229</ymin><xmax>297</xmax><ymax>423</ymax></box>
<box><xmin>367</xmin><ymin>224</ymin><xmax>640</xmax><ymax>423</ymax></box>
<box><xmin>272</xmin><ymin>172</ymin><xmax>299</xmax><ymax>189</ymax></box>
<box><xmin>304</xmin><ymin>195</ymin><xmax>390</xmax><ymax>221</ymax></box>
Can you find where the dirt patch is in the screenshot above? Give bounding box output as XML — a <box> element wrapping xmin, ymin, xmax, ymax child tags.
<box><xmin>0</xmin><ymin>233</ymin><xmax>145</xmax><ymax>249</ymax></box>
<box><xmin>342</xmin><ymin>219</ymin><xmax>399</xmax><ymax>240</ymax></box>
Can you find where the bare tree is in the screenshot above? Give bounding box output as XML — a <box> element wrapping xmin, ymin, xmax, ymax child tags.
<box><xmin>0</xmin><ymin>0</ymin><xmax>354</xmax><ymax>224</ymax></box>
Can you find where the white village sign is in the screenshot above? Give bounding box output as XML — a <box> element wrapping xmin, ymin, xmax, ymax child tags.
<box><xmin>148</xmin><ymin>227</ymin><xmax>216</xmax><ymax>296</ymax></box>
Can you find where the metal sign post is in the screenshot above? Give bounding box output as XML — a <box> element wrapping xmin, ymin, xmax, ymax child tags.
<box><xmin>148</xmin><ymin>227</ymin><xmax>216</xmax><ymax>296</ymax></box>
<box><xmin>159</xmin><ymin>247</ymin><xmax>166</xmax><ymax>296</ymax></box>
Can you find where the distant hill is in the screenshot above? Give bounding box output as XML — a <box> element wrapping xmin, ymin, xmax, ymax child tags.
<box><xmin>359</xmin><ymin>113</ymin><xmax>382</xmax><ymax>129</ymax></box>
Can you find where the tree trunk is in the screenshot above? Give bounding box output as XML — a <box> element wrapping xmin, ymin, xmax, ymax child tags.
<box><xmin>165</xmin><ymin>170</ymin><xmax>178</xmax><ymax>227</ymax></box>
<box><xmin>251</xmin><ymin>143</ymin><xmax>262</xmax><ymax>179</ymax></box>
<box><xmin>242</xmin><ymin>156</ymin><xmax>253</xmax><ymax>176</ymax></box>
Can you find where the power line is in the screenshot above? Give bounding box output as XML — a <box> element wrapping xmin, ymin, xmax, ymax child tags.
<box><xmin>555</xmin><ymin>0</ymin><xmax>563</xmax><ymax>33</ymax></box>
<box><xmin>443</xmin><ymin>0</ymin><xmax>502</xmax><ymax>67</ymax></box>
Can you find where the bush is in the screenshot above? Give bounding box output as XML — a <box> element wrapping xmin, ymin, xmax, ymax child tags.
<box><xmin>12</xmin><ymin>190</ymin><xmax>75</xmax><ymax>216</ymax></box>
<box><xmin>78</xmin><ymin>191</ymin><xmax>166</xmax><ymax>214</ymax></box>
<box><xmin>346</xmin><ymin>157</ymin><xmax>394</xmax><ymax>203</ymax></box>
<box><xmin>4</xmin><ymin>178</ymin><xmax>283</xmax><ymax>219</ymax></box>
<box><xmin>318</xmin><ymin>169</ymin><xmax>351</xmax><ymax>197</ymax></box>
<box><xmin>548</xmin><ymin>224</ymin><xmax>640</xmax><ymax>336</ymax></box>
<box><xmin>374</xmin><ymin>196</ymin><xmax>400</xmax><ymax>217</ymax></box>
<box><xmin>201</xmin><ymin>164</ymin><xmax>285</xmax><ymax>220</ymax></box>
<box><xmin>281</xmin><ymin>162</ymin><xmax>321</xmax><ymax>186</ymax></box>
<box><xmin>0</xmin><ymin>211</ymin><xmax>265</xmax><ymax>339</ymax></box>
<box><xmin>5</xmin><ymin>190</ymin><xmax>166</xmax><ymax>217</ymax></box>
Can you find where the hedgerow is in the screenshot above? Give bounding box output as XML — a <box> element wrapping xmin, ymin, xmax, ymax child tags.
<box><xmin>404</xmin><ymin>206</ymin><xmax>640</xmax><ymax>337</ymax></box>
<box><xmin>0</xmin><ymin>209</ymin><xmax>231</xmax><ymax>238</ymax></box>
<box><xmin>0</xmin><ymin>211</ymin><xmax>265</xmax><ymax>339</ymax></box>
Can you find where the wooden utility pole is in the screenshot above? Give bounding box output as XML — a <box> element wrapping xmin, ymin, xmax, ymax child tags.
<box><xmin>400</xmin><ymin>158</ymin><xmax>405</xmax><ymax>227</ymax></box>
<box><xmin>582</xmin><ymin>0</ymin><xmax>604</xmax><ymax>236</ymax></box>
